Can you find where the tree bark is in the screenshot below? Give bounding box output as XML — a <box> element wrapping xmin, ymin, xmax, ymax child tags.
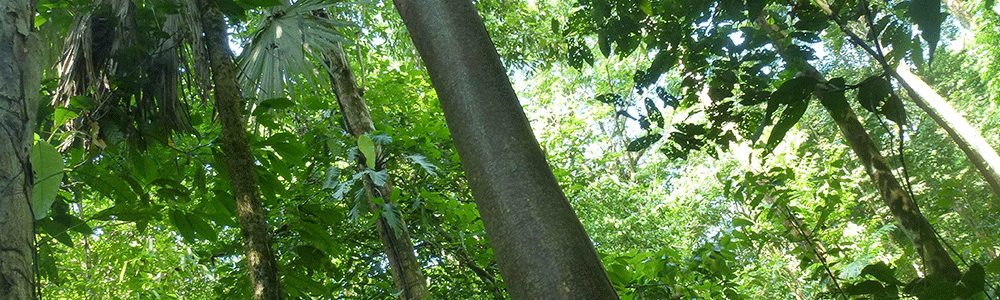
<box><xmin>392</xmin><ymin>0</ymin><xmax>619</xmax><ymax>298</ymax></box>
<box><xmin>198</xmin><ymin>1</ymin><xmax>283</xmax><ymax>299</ymax></box>
<box><xmin>0</xmin><ymin>0</ymin><xmax>40</xmax><ymax>299</ymax></box>
<box><xmin>895</xmin><ymin>65</ymin><xmax>1000</xmax><ymax>201</ymax></box>
<box><xmin>812</xmin><ymin>0</ymin><xmax>1000</xmax><ymax>202</ymax></box>
<box><xmin>317</xmin><ymin>13</ymin><xmax>430</xmax><ymax>297</ymax></box>
<box><xmin>757</xmin><ymin>16</ymin><xmax>962</xmax><ymax>283</ymax></box>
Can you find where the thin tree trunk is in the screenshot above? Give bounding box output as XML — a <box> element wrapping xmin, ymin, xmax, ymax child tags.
<box><xmin>318</xmin><ymin>25</ymin><xmax>430</xmax><ymax>298</ymax></box>
<box><xmin>895</xmin><ymin>65</ymin><xmax>1000</xmax><ymax>200</ymax></box>
<box><xmin>813</xmin><ymin>0</ymin><xmax>1000</xmax><ymax>202</ymax></box>
<box><xmin>758</xmin><ymin>16</ymin><xmax>963</xmax><ymax>283</ymax></box>
<box><xmin>198</xmin><ymin>1</ymin><xmax>283</xmax><ymax>299</ymax></box>
<box><xmin>0</xmin><ymin>0</ymin><xmax>40</xmax><ymax>299</ymax></box>
<box><xmin>392</xmin><ymin>0</ymin><xmax>619</xmax><ymax>298</ymax></box>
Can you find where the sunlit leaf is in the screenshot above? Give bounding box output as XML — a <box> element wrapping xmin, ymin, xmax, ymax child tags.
<box><xmin>32</xmin><ymin>139</ymin><xmax>64</xmax><ymax>220</ymax></box>
<box><xmin>357</xmin><ymin>135</ymin><xmax>376</xmax><ymax>169</ymax></box>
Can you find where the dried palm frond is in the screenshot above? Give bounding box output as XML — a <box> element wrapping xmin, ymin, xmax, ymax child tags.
<box><xmin>54</xmin><ymin>0</ymin><xmax>195</xmax><ymax>151</ymax></box>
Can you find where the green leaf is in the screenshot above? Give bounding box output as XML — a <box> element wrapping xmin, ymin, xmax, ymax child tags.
<box><xmin>960</xmin><ymin>263</ymin><xmax>985</xmax><ymax>296</ymax></box>
<box><xmin>857</xmin><ymin>76</ymin><xmax>891</xmax><ymax>113</ymax></box>
<box><xmin>627</xmin><ymin>133</ymin><xmax>663</xmax><ymax>152</ymax></box>
<box><xmin>845</xmin><ymin>280</ymin><xmax>884</xmax><ymax>295</ymax></box>
<box><xmin>169</xmin><ymin>209</ymin><xmax>196</xmax><ymax>243</ymax></box>
<box><xmin>53</xmin><ymin>108</ymin><xmax>77</xmax><ymax>127</ymax></box>
<box><xmin>381</xmin><ymin>203</ymin><xmax>405</xmax><ymax>237</ymax></box>
<box><xmin>732</xmin><ymin>218</ymin><xmax>754</xmax><ymax>227</ymax></box>
<box><xmin>39</xmin><ymin>218</ymin><xmax>73</xmax><ymax>247</ymax></box>
<box><xmin>909</xmin><ymin>0</ymin><xmax>941</xmax><ymax>65</ymax></box>
<box><xmin>987</xmin><ymin>257</ymin><xmax>1000</xmax><ymax>274</ymax></box>
<box><xmin>645</xmin><ymin>98</ymin><xmax>664</xmax><ymax>128</ymax></box>
<box><xmin>861</xmin><ymin>262</ymin><xmax>904</xmax><ymax>285</ymax></box>
<box><xmin>32</xmin><ymin>139</ymin><xmax>64</xmax><ymax>220</ymax></box>
<box><xmin>881</xmin><ymin>94</ymin><xmax>906</xmax><ymax>125</ymax></box>
<box><xmin>187</xmin><ymin>213</ymin><xmax>217</xmax><ymax>242</ymax></box>
<box><xmin>771</xmin><ymin>77</ymin><xmax>817</xmax><ymax>105</ymax></box>
<box><xmin>253</xmin><ymin>97</ymin><xmax>294</xmax><ymax>116</ymax></box>
<box><xmin>766</xmin><ymin>96</ymin><xmax>809</xmax><ymax>152</ymax></box>
<box><xmin>357</xmin><ymin>135</ymin><xmax>376</xmax><ymax>169</ymax></box>
<box><xmin>405</xmin><ymin>154</ymin><xmax>439</xmax><ymax>176</ymax></box>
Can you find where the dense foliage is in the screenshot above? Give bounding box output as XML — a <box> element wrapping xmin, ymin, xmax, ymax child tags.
<box><xmin>16</xmin><ymin>0</ymin><xmax>1000</xmax><ymax>299</ymax></box>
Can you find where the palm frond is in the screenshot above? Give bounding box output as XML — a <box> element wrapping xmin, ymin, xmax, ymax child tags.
<box><xmin>237</xmin><ymin>0</ymin><xmax>357</xmax><ymax>104</ymax></box>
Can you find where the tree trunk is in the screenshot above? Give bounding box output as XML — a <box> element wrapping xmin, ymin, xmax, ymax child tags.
<box><xmin>392</xmin><ymin>0</ymin><xmax>619</xmax><ymax>298</ymax></box>
<box><xmin>894</xmin><ymin>65</ymin><xmax>1000</xmax><ymax>201</ymax></box>
<box><xmin>944</xmin><ymin>0</ymin><xmax>975</xmax><ymax>29</ymax></box>
<box><xmin>198</xmin><ymin>1</ymin><xmax>283</xmax><ymax>299</ymax></box>
<box><xmin>812</xmin><ymin>0</ymin><xmax>1000</xmax><ymax>202</ymax></box>
<box><xmin>757</xmin><ymin>17</ymin><xmax>963</xmax><ymax>283</ymax></box>
<box><xmin>317</xmin><ymin>14</ymin><xmax>430</xmax><ymax>298</ymax></box>
<box><xmin>0</xmin><ymin>0</ymin><xmax>40</xmax><ymax>299</ymax></box>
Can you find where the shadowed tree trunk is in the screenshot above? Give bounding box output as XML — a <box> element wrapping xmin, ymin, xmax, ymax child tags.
<box><xmin>392</xmin><ymin>0</ymin><xmax>619</xmax><ymax>298</ymax></box>
<box><xmin>0</xmin><ymin>0</ymin><xmax>40</xmax><ymax>299</ymax></box>
<box><xmin>198</xmin><ymin>0</ymin><xmax>283</xmax><ymax>299</ymax></box>
<box><xmin>758</xmin><ymin>16</ymin><xmax>963</xmax><ymax>283</ymax></box>
<box><xmin>316</xmin><ymin>9</ymin><xmax>430</xmax><ymax>298</ymax></box>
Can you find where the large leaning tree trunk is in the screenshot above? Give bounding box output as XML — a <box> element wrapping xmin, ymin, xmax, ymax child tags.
<box><xmin>392</xmin><ymin>0</ymin><xmax>619</xmax><ymax>298</ymax></box>
<box><xmin>315</xmin><ymin>10</ymin><xmax>430</xmax><ymax>299</ymax></box>
<box><xmin>0</xmin><ymin>0</ymin><xmax>40</xmax><ymax>299</ymax></box>
<box><xmin>758</xmin><ymin>17</ymin><xmax>963</xmax><ymax>283</ymax></box>
<box><xmin>812</xmin><ymin>1</ymin><xmax>1000</xmax><ymax>202</ymax></box>
<box><xmin>198</xmin><ymin>0</ymin><xmax>284</xmax><ymax>299</ymax></box>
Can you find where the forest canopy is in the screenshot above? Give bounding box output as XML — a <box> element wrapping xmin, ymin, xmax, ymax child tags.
<box><xmin>0</xmin><ymin>0</ymin><xmax>998</xmax><ymax>299</ymax></box>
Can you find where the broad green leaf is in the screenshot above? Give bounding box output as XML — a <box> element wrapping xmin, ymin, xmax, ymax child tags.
<box><xmin>382</xmin><ymin>203</ymin><xmax>405</xmax><ymax>237</ymax></box>
<box><xmin>32</xmin><ymin>139</ymin><xmax>63</xmax><ymax>220</ymax></box>
<box><xmin>770</xmin><ymin>77</ymin><xmax>817</xmax><ymax>105</ymax></box>
<box><xmin>53</xmin><ymin>108</ymin><xmax>77</xmax><ymax>127</ymax></box>
<box><xmin>881</xmin><ymin>94</ymin><xmax>906</xmax><ymax>125</ymax></box>
<box><xmin>39</xmin><ymin>218</ymin><xmax>73</xmax><ymax>247</ymax></box>
<box><xmin>960</xmin><ymin>263</ymin><xmax>985</xmax><ymax>295</ymax></box>
<box><xmin>987</xmin><ymin>257</ymin><xmax>1000</xmax><ymax>274</ymax></box>
<box><xmin>187</xmin><ymin>212</ymin><xmax>217</xmax><ymax>242</ymax></box>
<box><xmin>857</xmin><ymin>76</ymin><xmax>891</xmax><ymax>114</ymax></box>
<box><xmin>253</xmin><ymin>97</ymin><xmax>294</xmax><ymax>116</ymax></box>
<box><xmin>169</xmin><ymin>209</ymin><xmax>196</xmax><ymax>243</ymax></box>
<box><xmin>909</xmin><ymin>0</ymin><xmax>941</xmax><ymax>64</ymax></box>
<box><xmin>766</xmin><ymin>96</ymin><xmax>809</xmax><ymax>152</ymax></box>
<box><xmin>358</xmin><ymin>135</ymin><xmax>376</xmax><ymax>169</ymax></box>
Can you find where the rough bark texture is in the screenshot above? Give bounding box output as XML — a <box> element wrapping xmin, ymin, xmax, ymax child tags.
<box><xmin>198</xmin><ymin>1</ymin><xmax>283</xmax><ymax>299</ymax></box>
<box><xmin>392</xmin><ymin>0</ymin><xmax>619</xmax><ymax>298</ymax></box>
<box><xmin>319</xmin><ymin>24</ymin><xmax>430</xmax><ymax>298</ymax></box>
<box><xmin>0</xmin><ymin>0</ymin><xmax>39</xmax><ymax>299</ymax></box>
<box><xmin>758</xmin><ymin>17</ymin><xmax>962</xmax><ymax>282</ymax></box>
